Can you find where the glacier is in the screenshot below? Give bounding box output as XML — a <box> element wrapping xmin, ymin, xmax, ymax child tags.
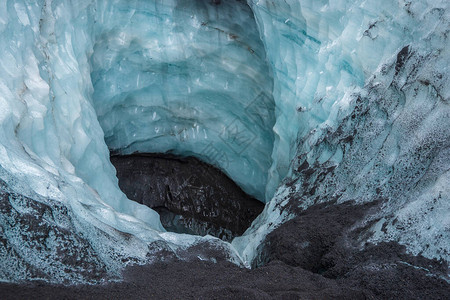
<box><xmin>0</xmin><ymin>0</ymin><xmax>449</xmax><ymax>284</ymax></box>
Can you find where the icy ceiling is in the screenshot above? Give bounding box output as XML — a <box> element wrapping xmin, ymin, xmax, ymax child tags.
<box><xmin>90</xmin><ymin>0</ymin><xmax>275</xmax><ymax>202</ymax></box>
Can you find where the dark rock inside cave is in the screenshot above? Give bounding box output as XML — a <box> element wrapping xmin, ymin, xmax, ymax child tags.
<box><xmin>110</xmin><ymin>153</ymin><xmax>264</xmax><ymax>241</ymax></box>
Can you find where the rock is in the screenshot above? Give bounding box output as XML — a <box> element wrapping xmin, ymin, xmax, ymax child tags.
<box><xmin>110</xmin><ymin>153</ymin><xmax>264</xmax><ymax>240</ymax></box>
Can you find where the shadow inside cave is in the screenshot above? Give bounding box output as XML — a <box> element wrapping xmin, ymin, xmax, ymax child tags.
<box><xmin>110</xmin><ymin>153</ymin><xmax>264</xmax><ymax>241</ymax></box>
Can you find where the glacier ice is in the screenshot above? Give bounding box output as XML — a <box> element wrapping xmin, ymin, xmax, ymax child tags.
<box><xmin>0</xmin><ymin>0</ymin><xmax>449</xmax><ymax>283</ymax></box>
<box><xmin>90</xmin><ymin>0</ymin><xmax>275</xmax><ymax>202</ymax></box>
<box><xmin>235</xmin><ymin>0</ymin><xmax>450</xmax><ymax>265</ymax></box>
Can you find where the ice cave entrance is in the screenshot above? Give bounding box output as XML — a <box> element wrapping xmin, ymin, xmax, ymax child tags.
<box><xmin>89</xmin><ymin>0</ymin><xmax>276</xmax><ymax>239</ymax></box>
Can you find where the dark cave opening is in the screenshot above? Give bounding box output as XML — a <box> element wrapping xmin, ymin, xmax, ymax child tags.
<box><xmin>111</xmin><ymin>153</ymin><xmax>264</xmax><ymax>241</ymax></box>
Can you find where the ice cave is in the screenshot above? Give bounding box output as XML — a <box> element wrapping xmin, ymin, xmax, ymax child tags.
<box><xmin>0</xmin><ymin>0</ymin><xmax>449</xmax><ymax>298</ymax></box>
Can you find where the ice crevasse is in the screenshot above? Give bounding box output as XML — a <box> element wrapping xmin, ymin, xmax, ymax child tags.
<box><xmin>0</xmin><ymin>0</ymin><xmax>449</xmax><ymax>282</ymax></box>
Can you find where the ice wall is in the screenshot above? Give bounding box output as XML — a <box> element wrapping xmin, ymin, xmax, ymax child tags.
<box><xmin>236</xmin><ymin>0</ymin><xmax>449</xmax><ymax>264</ymax></box>
<box><xmin>0</xmin><ymin>0</ymin><xmax>171</xmax><ymax>231</ymax></box>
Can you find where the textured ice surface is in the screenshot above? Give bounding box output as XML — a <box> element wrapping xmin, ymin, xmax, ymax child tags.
<box><xmin>0</xmin><ymin>0</ymin><xmax>449</xmax><ymax>282</ymax></box>
<box><xmin>90</xmin><ymin>0</ymin><xmax>275</xmax><ymax>201</ymax></box>
<box><xmin>0</xmin><ymin>0</ymin><xmax>247</xmax><ymax>282</ymax></box>
<box><xmin>235</xmin><ymin>0</ymin><xmax>450</xmax><ymax>265</ymax></box>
